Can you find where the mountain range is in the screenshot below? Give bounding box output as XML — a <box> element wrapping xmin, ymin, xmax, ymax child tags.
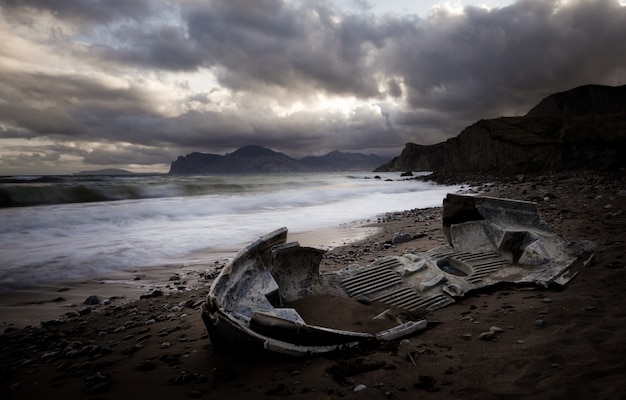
<box><xmin>169</xmin><ymin>147</ymin><xmax>390</xmax><ymax>174</ymax></box>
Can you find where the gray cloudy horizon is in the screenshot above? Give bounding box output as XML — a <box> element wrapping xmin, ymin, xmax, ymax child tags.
<box><xmin>0</xmin><ymin>0</ymin><xmax>625</xmax><ymax>174</ymax></box>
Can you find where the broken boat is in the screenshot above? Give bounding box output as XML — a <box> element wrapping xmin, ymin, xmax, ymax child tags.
<box><xmin>201</xmin><ymin>193</ymin><xmax>595</xmax><ymax>356</ymax></box>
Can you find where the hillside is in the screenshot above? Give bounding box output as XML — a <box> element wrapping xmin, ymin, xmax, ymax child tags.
<box><xmin>376</xmin><ymin>84</ymin><xmax>626</xmax><ymax>175</ymax></box>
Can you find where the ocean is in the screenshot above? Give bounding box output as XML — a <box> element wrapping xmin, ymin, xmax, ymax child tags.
<box><xmin>0</xmin><ymin>172</ymin><xmax>461</xmax><ymax>293</ymax></box>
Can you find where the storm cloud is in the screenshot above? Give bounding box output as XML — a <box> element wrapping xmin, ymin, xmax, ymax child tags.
<box><xmin>0</xmin><ymin>0</ymin><xmax>625</xmax><ymax>174</ymax></box>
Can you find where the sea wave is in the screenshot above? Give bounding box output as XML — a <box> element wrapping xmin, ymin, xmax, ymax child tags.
<box><xmin>0</xmin><ymin>172</ymin><xmax>460</xmax><ymax>292</ymax></box>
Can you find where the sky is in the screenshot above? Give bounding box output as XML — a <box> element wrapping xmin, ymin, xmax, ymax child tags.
<box><xmin>0</xmin><ymin>0</ymin><xmax>625</xmax><ymax>174</ymax></box>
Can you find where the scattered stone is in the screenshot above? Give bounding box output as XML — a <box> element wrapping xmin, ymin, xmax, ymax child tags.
<box><xmin>534</xmin><ymin>319</ymin><xmax>545</xmax><ymax>327</ymax></box>
<box><xmin>479</xmin><ymin>331</ymin><xmax>496</xmax><ymax>341</ymax></box>
<box><xmin>392</xmin><ymin>233</ymin><xmax>413</xmax><ymax>245</ymax></box>
<box><xmin>573</xmin><ymin>240</ymin><xmax>597</xmax><ymax>255</ymax></box>
<box><xmin>354</xmin><ymin>384</ymin><xmax>367</xmax><ymax>392</ymax></box>
<box><xmin>541</xmin><ymin>298</ymin><xmax>553</xmax><ymax>303</ymax></box>
<box><xmin>489</xmin><ymin>326</ymin><xmax>504</xmax><ymax>333</ymax></box>
<box><xmin>84</xmin><ymin>295</ymin><xmax>103</xmax><ymax>305</ymax></box>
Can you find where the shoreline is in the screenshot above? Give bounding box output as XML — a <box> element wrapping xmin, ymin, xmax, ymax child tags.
<box><xmin>1</xmin><ymin>172</ymin><xmax>624</xmax><ymax>400</ymax></box>
<box><xmin>0</xmin><ymin>222</ymin><xmax>383</xmax><ymax>330</ymax></box>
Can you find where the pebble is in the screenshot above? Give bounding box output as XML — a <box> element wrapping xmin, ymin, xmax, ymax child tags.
<box><xmin>392</xmin><ymin>233</ymin><xmax>413</xmax><ymax>245</ymax></box>
<box><xmin>489</xmin><ymin>326</ymin><xmax>504</xmax><ymax>333</ymax></box>
<box><xmin>354</xmin><ymin>384</ymin><xmax>367</xmax><ymax>392</ymax></box>
<box><xmin>534</xmin><ymin>319</ymin><xmax>545</xmax><ymax>327</ymax></box>
<box><xmin>479</xmin><ymin>331</ymin><xmax>496</xmax><ymax>341</ymax></box>
<box><xmin>84</xmin><ymin>295</ymin><xmax>103</xmax><ymax>305</ymax></box>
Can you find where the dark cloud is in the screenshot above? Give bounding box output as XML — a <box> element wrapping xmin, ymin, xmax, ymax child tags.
<box><xmin>0</xmin><ymin>0</ymin><xmax>625</xmax><ymax>173</ymax></box>
<box><xmin>385</xmin><ymin>0</ymin><xmax>626</xmax><ymax>128</ymax></box>
<box><xmin>1</xmin><ymin>0</ymin><xmax>154</xmax><ymax>24</ymax></box>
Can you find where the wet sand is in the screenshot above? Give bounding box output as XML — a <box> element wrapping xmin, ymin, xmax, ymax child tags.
<box><xmin>0</xmin><ymin>224</ymin><xmax>379</xmax><ymax>329</ymax></box>
<box><xmin>1</xmin><ymin>172</ymin><xmax>625</xmax><ymax>399</ymax></box>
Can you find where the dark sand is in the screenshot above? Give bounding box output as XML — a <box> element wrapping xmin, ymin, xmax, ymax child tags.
<box><xmin>1</xmin><ymin>172</ymin><xmax>625</xmax><ymax>399</ymax></box>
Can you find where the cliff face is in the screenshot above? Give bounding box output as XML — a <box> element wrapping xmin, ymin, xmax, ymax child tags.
<box><xmin>374</xmin><ymin>143</ymin><xmax>444</xmax><ymax>172</ymax></box>
<box><xmin>526</xmin><ymin>84</ymin><xmax>626</xmax><ymax>117</ymax></box>
<box><xmin>379</xmin><ymin>84</ymin><xmax>626</xmax><ymax>176</ymax></box>
<box><xmin>442</xmin><ymin>116</ymin><xmax>564</xmax><ymax>175</ymax></box>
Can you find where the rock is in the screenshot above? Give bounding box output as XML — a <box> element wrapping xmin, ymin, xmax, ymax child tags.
<box><xmin>479</xmin><ymin>331</ymin><xmax>496</xmax><ymax>341</ymax></box>
<box><xmin>489</xmin><ymin>326</ymin><xmax>504</xmax><ymax>333</ymax></box>
<box><xmin>392</xmin><ymin>233</ymin><xmax>413</xmax><ymax>245</ymax></box>
<box><xmin>572</xmin><ymin>240</ymin><xmax>597</xmax><ymax>255</ymax></box>
<box><xmin>84</xmin><ymin>295</ymin><xmax>103</xmax><ymax>305</ymax></box>
<box><xmin>354</xmin><ymin>384</ymin><xmax>367</xmax><ymax>392</ymax></box>
<box><xmin>534</xmin><ymin>319</ymin><xmax>545</xmax><ymax>327</ymax></box>
<box><xmin>618</xmin><ymin>190</ymin><xmax>626</xmax><ymax>197</ymax></box>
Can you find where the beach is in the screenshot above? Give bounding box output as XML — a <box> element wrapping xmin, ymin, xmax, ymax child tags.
<box><xmin>1</xmin><ymin>172</ymin><xmax>625</xmax><ymax>399</ymax></box>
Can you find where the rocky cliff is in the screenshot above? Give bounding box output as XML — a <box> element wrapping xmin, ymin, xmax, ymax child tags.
<box><xmin>374</xmin><ymin>143</ymin><xmax>444</xmax><ymax>172</ymax></box>
<box><xmin>379</xmin><ymin>84</ymin><xmax>626</xmax><ymax>176</ymax></box>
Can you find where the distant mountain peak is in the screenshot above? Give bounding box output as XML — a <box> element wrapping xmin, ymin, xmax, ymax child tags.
<box><xmin>230</xmin><ymin>145</ymin><xmax>281</xmax><ymax>158</ymax></box>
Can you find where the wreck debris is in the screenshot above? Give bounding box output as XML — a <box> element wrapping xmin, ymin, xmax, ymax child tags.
<box><xmin>201</xmin><ymin>194</ymin><xmax>595</xmax><ymax>355</ymax></box>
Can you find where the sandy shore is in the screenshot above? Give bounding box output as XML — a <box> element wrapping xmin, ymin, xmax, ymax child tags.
<box><xmin>1</xmin><ymin>172</ymin><xmax>625</xmax><ymax>399</ymax></box>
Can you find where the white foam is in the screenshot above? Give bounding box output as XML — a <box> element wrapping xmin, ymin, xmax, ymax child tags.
<box><xmin>0</xmin><ymin>172</ymin><xmax>460</xmax><ymax>292</ymax></box>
